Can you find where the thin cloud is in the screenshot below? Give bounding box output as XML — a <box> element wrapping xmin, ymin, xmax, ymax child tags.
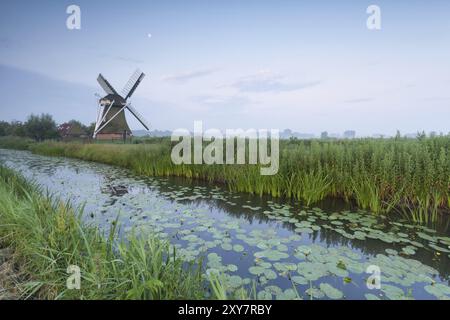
<box><xmin>228</xmin><ymin>70</ymin><xmax>321</xmax><ymax>93</ymax></box>
<box><xmin>192</xmin><ymin>94</ymin><xmax>252</xmax><ymax>108</ymax></box>
<box><xmin>98</xmin><ymin>53</ymin><xmax>144</xmax><ymax>64</ymax></box>
<box><xmin>344</xmin><ymin>98</ymin><xmax>374</xmax><ymax>104</ymax></box>
<box><xmin>113</xmin><ymin>56</ymin><xmax>144</xmax><ymax>64</ymax></box>
<box><xmin>421</xmin><ymin>97</ymin><xmax>450</xmax><ymax>101</ymax></box>
<box><xmin>162</xmin><ymin>69</ymin><xmax>217</xmax><ymax>84</ymax></box>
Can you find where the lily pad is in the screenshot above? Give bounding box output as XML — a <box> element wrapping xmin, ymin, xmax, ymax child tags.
<box><xmin>291</xmin><ymin>276</ymin><xmax>308</xmax><ymax>285</ymax></box>
<box><xmin>385</xmin><ymin>249</ymin><xmax>398</xmax><ymax>255</ymax></box>
<box><xmin>227</xmin><ymin>264</ymin><xmax>238</xmax><ymax>272</ymax></box>
<box><xmin>365</xmin><ymin>293</ymin><xmax>381</xmax><ymax>300</ymax></box>
<box><xmin>276</xmin><ymin>289</ymin><xmax>298</xmax><ymax>300</ymax></box>
<box><xmin>221</xmin><ymin>243</ymin><xmax>233</xmax><ymax>251</ymax></box>
<box><xmin>424</xmin><ymin>284</ymin><xmax>450</xmax><ymax>298</ymax></box>
<box><xmin>249</xmin><ymin>266</ymin><xmax>266</xmax><ymax>276</ymax></box>
<box><xmin>305</xmin><ymin>287</ymin><xmax>325</xmax><ymax>299</ymax></box>
<box><xmin>319</xmin><ymin>283</ymin><xmax>344</xmax><ymax>299</ymax></box>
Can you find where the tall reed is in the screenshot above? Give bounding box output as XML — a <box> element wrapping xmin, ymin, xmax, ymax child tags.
<box><xmin>1</xmin><ymin>136</ymin><xmax>449</xmax><ymax>219</ymax></box>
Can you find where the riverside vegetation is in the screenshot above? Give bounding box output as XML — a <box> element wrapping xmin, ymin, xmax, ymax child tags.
<box><xmin>0</xmin><ymin>135</ymin><xmax>448</xmax><ymax>222</ymax></box>
<box><xmin>2</xmin><ymin>148</ymin><xmax>450</xmax><ymax>300</ymax></box>
<box><xmin>0</xmin><ymin>164</ymin><xmax>244</xmax><ymax>299</ymax></box>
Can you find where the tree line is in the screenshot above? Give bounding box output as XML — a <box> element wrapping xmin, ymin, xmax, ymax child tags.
<box><xmin>0</xmin><ymin>114</ymin><xmax>95</xmax><ymax>141</ymax></box>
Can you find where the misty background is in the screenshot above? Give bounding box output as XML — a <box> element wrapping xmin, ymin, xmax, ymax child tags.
<box><xmin>0</xmin><ymin>0</ymin><xmax>449</xmax><ymax>137</ymax></box>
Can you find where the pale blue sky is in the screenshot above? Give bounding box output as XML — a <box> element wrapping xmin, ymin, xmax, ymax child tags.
<box><xmin>0</xmin><ymin>0</ymin><xmax>449</xmax><ymax>136</ymax></box>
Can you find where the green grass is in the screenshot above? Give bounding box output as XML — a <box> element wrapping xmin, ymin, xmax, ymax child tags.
<box><xmin>1</xmin><ymin>135</ymin><xmax>449</xmax><ymax>221</ymax></box>
<box><xmin>0</xmin><ymin>165</ymin><xmax>212</xmax><ymax>299</ymax></box>
<box><xmin>0</xmin><ymin>136</ymin><xmax>34</xmax><ymax>150</ymax></box>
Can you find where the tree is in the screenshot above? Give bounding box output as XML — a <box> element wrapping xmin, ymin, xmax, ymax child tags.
<box><xmin>0</xmin><ymin>121</ymin><xmax>11</xmax><ymax>136</ymax></box>
<box><xmin>58</xmin><ymin>120</ymin><xmax>91</xmax><ymax>139</ymax></box>
<box><xmin>9</xmin><ymin>121</ymin><xmax>26</xmax><ymax>137</ymax></box>
<box><xmin>24</xmin><ymin>114</ymin><xmax>59</xmax><ymax>141</ymax></box>
<box><xmin>320</xmin><ymin>131</ymin><xmax>329</xmax><ymax>140</ymax></box>
<box><xmin>85</xmin><ymin>122</ymin><xmax>96</xmax><ymax>137</ymax></box>
<box><xmin>67</xmin><ymin>120</ymin><xmax>85</xmax><ymax>136</ymax></box>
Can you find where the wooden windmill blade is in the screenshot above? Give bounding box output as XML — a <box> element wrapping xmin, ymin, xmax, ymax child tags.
<box><xmin>97</xmin><ymin>74</ymin><xmax>118</xmax><ymax>95</ymax></box>
<box><xmin>126</xmin><ymin>104</ymin><xmax>150</xmax><ymax>131</ymax></box>
<box><xmin>122</xmin><ymin>69</ymin><xmax>145</xmax><ymax>100</ymax></box>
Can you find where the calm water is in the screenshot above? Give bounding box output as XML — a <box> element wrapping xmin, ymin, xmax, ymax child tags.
<box><xmin>1</xmin><ymin>149</ymin><xmax>450</xmax><ymax>300</ymax></box>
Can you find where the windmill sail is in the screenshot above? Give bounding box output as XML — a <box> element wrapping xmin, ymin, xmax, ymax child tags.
<box><xmin>97</xmin><ymin>74</ymin><xmax>118</xmax><ymax>95</ymax></box>
<box><xmin>94</xmin><ymin>70</ymin><xmax>149</xmax><ymax>139</ymax></box>
<box><xmin>122</xmin><ymin>69</ymin><xmax>145</xmax><ymax>100</ymax></box>
<box><xmin>127</xmin><ymin>104</ymin><xmax>150</xmax><ymax>130</ymax></box>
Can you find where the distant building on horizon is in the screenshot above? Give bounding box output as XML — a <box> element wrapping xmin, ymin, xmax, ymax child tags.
<box><xmin>280</xmin><ymin>129</ymin><xmax>315</xmax><ymax>140</ymax></box>
<box><xmin>343</xmin><ymin>130</ymin><xmax>356</xmax><ymax>139</ymax></box>
<box><xmin>328</xmin><ymin>133</ymin><xmax>341</xmax><ymax>139</ymax></box>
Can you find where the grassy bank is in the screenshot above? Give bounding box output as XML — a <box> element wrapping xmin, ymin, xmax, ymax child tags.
<box><xmin>1</xmin><ymin>136</ymin><xmax>449</xmax><ymax>221</ymax></box>
<box><xmin>0</xmin><ymin>165</ymin><xmax>210</xmax><ymax>299</ymax></box>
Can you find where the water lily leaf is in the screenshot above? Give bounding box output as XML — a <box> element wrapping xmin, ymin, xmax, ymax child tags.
<box><xmin>258</xmin><ymin>261</ymin><xmax>272</xmax><ymax>269</ymax></box>
<box><xmin>221</xmin><ymin>243</ymin><xmax>233</xmax><ymax>251</ymax></box>
<box><xmin>291</xmin><ymin>276</ymin><xmax>308</xmax><ymax>285</ymax></box>
<box><xmin>264</xmin><ymin>285</ymin><xmax>282</xmax><ymax>295</ymax></box>
<box><xmin>365</xmin><ymin>293</ymin><xmax>381</xmax><ymax>300</ymax></box>
<box><xmin>385</xmin><ymin>249</ymin><xmax>398</xmax><ymax>255</ymax></box>
<box><xmin>207</xmin><ymin>252</ymin><xmax>221</xmax><ymax>262</ymax></box>
<box><xmin>277</xmin><ymin>289</ymin><xmax>298</xmax><ymax>300</ymax></box>
<box><xmin>319</xmin><ymin>283</ymin><xmax>344</xmax><ymax>299</ymax></box>
<box><xmin>295</xmin><ymin>227</ymin><xmax>314</xmax><ymax>234</ymax></box>
<box><xmin>327</xmin><ymin>263</ymin><xmax>349</xmax><ymax>278</ymax></box>
<box><xmin>425</xmin><ymin>284</ymin><xmax>450</xmax><ymax>298</ymax></box>
<box><xmin>249</xmin><ymin>266</ymin><xmax>266</xmax><ymax>276</ymax></box>
<box><xmin>255</xmin><ymin>249</ymin><xmax>289</xmax><ymax>262</ymax></box>
<box><xmin>416</xmin><ymin>232</ymin><xmax>436</xmax><ymax>242</ymax></box>
<box><xmin>277</xmin><ymin>244</ymin><xmax>288</xmax><ymax>252</ymax></box>
<box><xmin>274</xmin><ymin>262</ymin><xmax>297</xmax><ymax>272</ymax></box>
<box><xmin>306</xmin><ymin>287</ymin><xmax>325</xmax><ymax>299</ymax></box>
<box><xmin>297</xmin><ymin>262</ymin><xmax>327</xmax><ymax>281</ymax></box>
<box><xmin>257</xmin><ymin>291</ymin><xmax>272</xmax><ymax>300</ymax></box>
<box><xmin>226</xmin><ymin>275</ymin><xmax>243</xmax><ymax>288</ymax></box>
<box><xmin>264</xmin><ymin>269</ymin><xmax>278</xmax><ymax>280</ymax></box>
<box><xmin>382</xmin><ymin>284</ymin><xmax>405</xmax><ymax>300</ymax></box>
<box><xmin>429</xmin><ymin>243</ymin><xmax>450</xmax><ymax>253</ymax></box>
<box><xmin>401</xmin><ymin>247</ymin><xmax>416</xmax><ymax>255</ymax></box>
<box><xmin>227</xmin><ymin>264</ymin><xmax>238</xmax><ymax>272</ymax></box>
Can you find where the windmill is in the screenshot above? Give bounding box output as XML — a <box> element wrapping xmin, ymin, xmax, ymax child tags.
<box><xmin>93</xmin><ymin>69</ymin><xmax>150</xmax><ymax>140</ymax></box>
